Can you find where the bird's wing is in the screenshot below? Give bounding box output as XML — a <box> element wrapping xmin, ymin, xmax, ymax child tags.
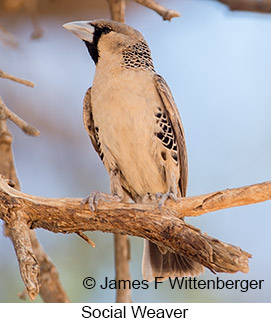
<box><xmin>83</xmin><ymin>87</ymin><xmax>103</xmax><ymax>159</ymax></box>
<box><xmin>154</xmin><ymin>74</ymin><xmax>188</xmax><ymax>197</ymax></box>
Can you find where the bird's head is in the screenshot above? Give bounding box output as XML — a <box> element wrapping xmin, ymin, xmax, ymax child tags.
<box><xmin>63</xmin><ymin>19</ymin><xmax>147</xmax><ymax>63</ymax></box>
<box><xmin>63</xmin><ymin>19</ymin><xmax>154</xmax><ymax>71</ymax></box>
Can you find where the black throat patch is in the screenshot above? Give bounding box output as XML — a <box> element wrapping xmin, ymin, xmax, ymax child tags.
<box><xmin>84</xmin><ymin>26</ymin><xmax>103</xmax><ymax>64</ymax></box>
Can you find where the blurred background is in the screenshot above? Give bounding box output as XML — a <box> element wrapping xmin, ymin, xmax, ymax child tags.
<box><xmin>0</xmin><ymin>0</ymin><xmax>270</xmax><ymax>302</ymax></box>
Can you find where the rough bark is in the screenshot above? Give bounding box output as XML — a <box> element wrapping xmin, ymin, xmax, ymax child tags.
<box><xmin>29</xmin><ymin>232</ymin><xmax>70</xmax><ymax>302</ymax></box>
<box><xmin>2</xmin><ymin>178</ymin><xmax>269</xmax><ymax>274</ymax></box>
<box><xmin>0</xmin><ymin>73</ymin><xmax>69</xmax><ymax>302</ymax></box>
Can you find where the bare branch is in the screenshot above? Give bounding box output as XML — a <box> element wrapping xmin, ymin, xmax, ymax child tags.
<box><xmin>6</xmin><ymin>210</ymin><xmax>40</xmax><ymax>301</ymax></box>
<box><xmin>0</xmin><ymin>97</ymin><xmax>40</xmax><ymax>136</ymax></box>
<box><xmin>0</xmin><ymin>73</ymin><xmax>69</xmax><ymax>302</ymax></box>
<box><xmin>114</xmin><ymin>234</ymin><xmax>132</xmax><ymax>302</ymax></box>
<box><xmin>76</xmin><ymin>231</ymin><xmax>96</xmax><ymax>248</ymax></box>
<box><xmin>24</xmin><ymin>0</ymin><xmax>44</xmax><ymax>39</ymax></box>
<box><xmin>0</xmin><ymin>70</ymin><xmax>34</xmax><ymax>87</ymax></box>
<box><xmin>0</xmin><ymin>123</ymin><xmax>21</xmax><ymax>190</ymax></box>
<box><xmin>4</xmin><ymin>224</ymin><xmax>71</xmax><ymax>302</ymax></box>
<box><xmin>216</xmin><ymin>0</ymin><xmax>271</xmax><ymax>13</ymax></box>
<box><xmin>2</xmin><ymin>178</ymin><xmax>268</xmax><ymax>274</ymax></box>
<box><xmin>134</xmin><ymin>0</ymin><xmax>180</xmax><ymax>20</ymax></box>
<box><xmin>107</xmin><ymin>0</ymin><xmax>126</xmax><ymax>23</ymax></box>
<box><xmin>29</xmin><ymin>231</ymin><xmax>70</xmax><ymax>302</ymax></box>
<box><xmin>0</xmin><ymin>25</ymin><xmax>18</xmax><ymax>48</ymax></box>
<box><xmin>168</xmin><ymin>181</ymin><xmax>271</xmax><ymax>218</ymax></box>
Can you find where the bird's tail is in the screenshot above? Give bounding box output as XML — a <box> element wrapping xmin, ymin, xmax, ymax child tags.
<box><xmin>142</xmin><ymin>240</ymin><xmax>204</xmax><ymax>281</ymax></box>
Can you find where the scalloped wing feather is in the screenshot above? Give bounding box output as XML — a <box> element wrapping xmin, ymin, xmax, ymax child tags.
<box><xmin>154</xmin><ymin>74</ymin><xmax>188</xmax><ymax>197</ymax></box>
<box><xmin>83</xmin><ymin>87</ymin><xmax>103</xmax><ymax>159</ymax></box>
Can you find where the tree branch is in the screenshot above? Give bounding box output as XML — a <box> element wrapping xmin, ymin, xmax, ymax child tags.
<box><xmin>0</xmin><ymin>70</ymin><xmax>34</xmax><ymax>87</ymax></box>
<box><xmin>216</xmin><ymin>0</ymin><xmax>271</xmax><ymax>13</ymax></box>
<box><xmin>114</xmin><ymin>234</ymin><xmax>132</xmax><ymax>302</ymax></box>
<box><xmin>29</xmin><ymin>231</ymin><xmax>70</xmax><ymax>302</ymax></box>
<box><xmin>107</xmin><ymin>0</ymin><xmax>126</xmax><ymax>23</ymax></box>
<box><xmin>0</xmin><ymin>96</ymin><xmax>40</xmax><ymax>136</ymax></box>
<box><xmin>0</xmin><ymin>72</ymin><xmax>69</xmax><ymax>302</ymax></box>
<box><xmin>134</xmin><ymin>0</ymin><xmax>180</xmax><ymax>20</ymax></box>
<box><xmin>0</xmin><ymin>25</ymin><xmax>18</xmax><ymax>48</ymax></box>
<box><xmin>6</xmin><ymin>210</ymin><xmax>40</xmax><ymax>301</ymax></box>
<box><xmin>2</xmin><ymin>178</ymin><xmax>269</xmax><ymax>274</ymax></box>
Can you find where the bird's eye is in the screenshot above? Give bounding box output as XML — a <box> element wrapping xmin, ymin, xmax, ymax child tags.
<box><xmin>102</xmin><ymin>26</ymin><xmax>111</xmax><ymax>34</ymax></box>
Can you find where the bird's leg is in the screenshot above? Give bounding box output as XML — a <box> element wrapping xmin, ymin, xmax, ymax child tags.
<box><xmin>156</xmin><ymin>172</ymin><xmax>179</xmax><ymax>211</ymax></box>
<box><xmin>81</xmin><ymin>168</ymin><xmax>124</xmax><ymax>212</ymax></box>
<box><xmin>109</xmin><ymin>168</ymin><xmax>125</xmax><ymax>201</ymax></box>
<box><xmin>156</xmin><ymin>191</ymin><xmax>178</xmax><ymax>211</ymax></box>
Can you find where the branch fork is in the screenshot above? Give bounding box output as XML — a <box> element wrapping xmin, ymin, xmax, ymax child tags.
<box><xmin>0</xmin><ymin>71</ymin><xmax>69</xmax><ymax>302</ymax></box>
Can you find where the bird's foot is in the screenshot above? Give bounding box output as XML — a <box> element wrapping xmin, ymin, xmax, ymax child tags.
<box><xmin>156</xmin><ymin>192</ymin><xmax>177</xmax><ymax>211</ymax></box>
<box><xmin>81</xmin><ymin>191</ymin><xmax>123</xmax><ymax>212</ymax></box>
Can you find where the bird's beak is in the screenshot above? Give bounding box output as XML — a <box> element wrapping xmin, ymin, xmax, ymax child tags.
<box><xmin>63</xmin><ymin>21</ymin><xmax>95</xmax><ymax>42</ymax></box>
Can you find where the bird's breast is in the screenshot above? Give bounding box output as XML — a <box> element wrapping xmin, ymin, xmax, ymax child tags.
<box><xmin>91</xmin><ymin>68</ymin><xmax>168</xmax><ymax>197</ymax></box>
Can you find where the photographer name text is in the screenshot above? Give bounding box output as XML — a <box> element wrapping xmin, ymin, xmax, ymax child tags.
<box><xmin>83</xmin><ymin>276</ymin><xmax>264</xmax><ymax>293</ymax></box>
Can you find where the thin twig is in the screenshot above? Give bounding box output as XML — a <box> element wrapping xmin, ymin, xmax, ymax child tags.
<box><xmin>24</xmin><ymin>0</ymin><xmax>44</xmax><ymax>39</ymax></box>
<box><xmin>0</xmin><ymin>25</ymin><xmax>18</xmax><ymax>48</ymax></box>
<box><xmin>0</xmin><ymin>70</ymin><xmax>34</xmax><ymax>87</ymax></box>
<box><xmin>76</xmin><ymin>231</ymin><xmax>96</xmax><ymax>248</ymax></box>
<box><xmin>107</xmin><ymin>0</ymin><xmax>126</xmax><ymax>23</ymax></box>
<box><xmin>217</xmin><ymin>0</ymin><xmax>271</xmax><ymax>13</ymax></box>
<box><xmin>0</xmin><ymin>97</ymin><xmax>40</xmax><ymax>136</ymax></box>
<box><xmin>17</xmin><ymin>288</ymin><xmax>27</xmax><ymax>300</ymax></box>
<box><xmin>134</xmin><ymin>0</ymin><xmax>180</xmax><ymax>20</ymax></box>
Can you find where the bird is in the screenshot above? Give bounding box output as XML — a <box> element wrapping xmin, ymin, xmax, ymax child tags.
<box><xmin>63</xmin><ymin>19</ymin><xmax>204</xmax><ymax>281</ymax></box>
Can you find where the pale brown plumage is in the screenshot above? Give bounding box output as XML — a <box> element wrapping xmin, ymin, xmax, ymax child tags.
<box><xmin>64</xmin><ymin>19</ymin><xmax>204</xmax><ymax>280</ymax></box>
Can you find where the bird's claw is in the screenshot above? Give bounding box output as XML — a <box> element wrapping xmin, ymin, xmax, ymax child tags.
<box><xmin>81</xmin><ymin>191</ymin><xmax>103</xmax><ymax>212</ymax></box>
<box><xmin>81</xmin><ymin>191</ymin><xmax>123</xmax><ymax>212</ymax></box>
<box><xmin>156</xmin><ymin>192</ymin><xmax>177</xmax><ymax>211</ymax></box>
